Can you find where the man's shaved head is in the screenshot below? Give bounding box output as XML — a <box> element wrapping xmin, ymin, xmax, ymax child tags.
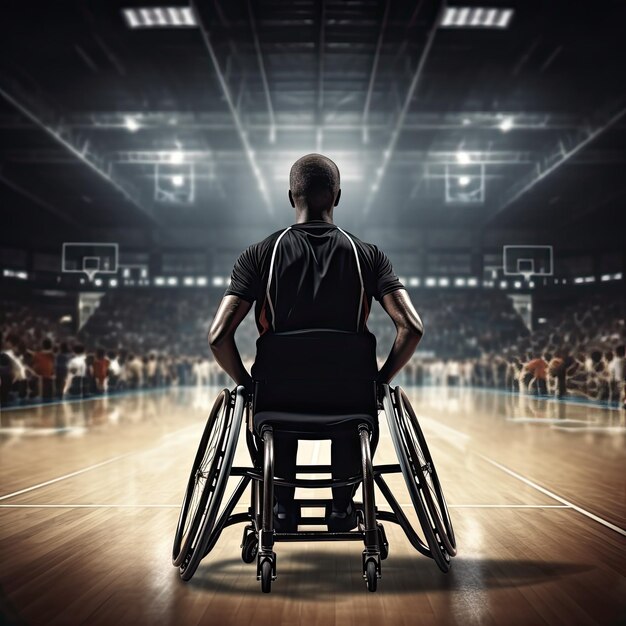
<box><xmin>289</xmin><ymin>154</ymin><xmax>340</xmax><ymax>211</ymax></box>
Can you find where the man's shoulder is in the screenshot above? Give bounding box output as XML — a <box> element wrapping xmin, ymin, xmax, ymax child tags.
<box><xmin>244</xmin><ymin>228</ymin><xmax>290</xmax><ymax>256</ymax></box>
<box><xmin>337</xmin><ymin>228</ymin><xmax>380</xmax><ymax>257</ymax></box>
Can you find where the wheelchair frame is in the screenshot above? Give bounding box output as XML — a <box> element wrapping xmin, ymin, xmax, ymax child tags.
<box><xmin>172</xmin><ymin>383</ymin><xmax>456</xmax><ymax>593</ymax></box>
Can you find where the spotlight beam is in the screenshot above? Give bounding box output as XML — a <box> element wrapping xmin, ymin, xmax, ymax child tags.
<box><xmin>362</xmin><ymin>0</ymin><xmax>391</xmax><ymax>144</ymax></box>
<box><xmin>0</xmin><ymin>86</ymin><xmax>159</xmax><ymax>225</ymax></box>
<box><xmin>364</xmin><ymin>0</ymin><xmax>447</xmax><ymax>214</ymax></box>
<box><xmin>190</xmin><ymin>1</ymin><xmax>273</xmax><ymax>213</ymax></box>
<box><xmin>247</xmin><ymin>0</ymin><xmax>276</xmax><ymax>142</ymax></box>
<box><xmin>316</xmin><ymin>0</ymin><xmax>326</xmax><ymax>151</ymax></box>
<box><xmin>485</xmin><ymin>104</ymin><xmax>626</xmax><ymax>224</ymax></box>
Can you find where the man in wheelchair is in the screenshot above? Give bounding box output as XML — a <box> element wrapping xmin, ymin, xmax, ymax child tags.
<box><xmin>208</xmin><ymin>154</ymin><xmax>424</xmax><ymax>534</ymax></box>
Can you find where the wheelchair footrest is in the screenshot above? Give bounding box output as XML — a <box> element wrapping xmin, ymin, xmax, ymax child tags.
<box><xmin>274</xmin><ymin>531</ymin><xmax>365</xmax><ymax>542</ymax></box>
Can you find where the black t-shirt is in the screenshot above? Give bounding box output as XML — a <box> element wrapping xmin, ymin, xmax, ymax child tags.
<box><xmin>225</xmin><ymin>221</ymin><xmax>404</xmax><ymax>334</ymax></box>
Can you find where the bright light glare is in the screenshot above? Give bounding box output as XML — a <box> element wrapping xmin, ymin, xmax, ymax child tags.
<box><xmin>171</xmin><ymin>175</ymin><xmax>185</xmax><ymax>187</ymax></box>
<box><xmin>169</xmin><ymin>150</ymin><xmax>184</xmax><ymax>164</ymax></box>
<box><xmin>456</xmin><ymin>151</ymin><xmax>471</xmax><ymax>165</ymax></box>
<box><xmin>124</xmin><ymin>116</ymin><xmax>140</xmax><ymax>132</ymax></box>
<box><xmin>499</xmin><ymin>116</ymin><xmax>514</xmax><ymax>132</ymax></box>
<box><xmin>458</xmin><ymin>175</ymin><xmax>471</xmax><ymax>186</ymax></box>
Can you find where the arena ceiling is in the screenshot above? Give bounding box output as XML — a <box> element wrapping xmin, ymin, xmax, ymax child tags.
<box><xmin>1</xmin><ymin>0</ymin><xmax>625</xmax><ymax>247</ymax></box>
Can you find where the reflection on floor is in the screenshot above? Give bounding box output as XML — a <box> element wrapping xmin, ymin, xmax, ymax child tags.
<box><xmin>1</xmin><ymin>386</ymin><xmax>625</xmax><ymax>625</ymax></box>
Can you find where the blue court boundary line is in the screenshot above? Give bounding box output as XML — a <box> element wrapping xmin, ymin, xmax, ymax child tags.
<box><xmin>415</xmin><ymin>383</ymin><xmax>624</xmax><ymax>412</ymax></box>
<box><xmin>0</xmin><ymin>386</ymin><xmax>203</xmax><ymax>413</ymax></box>
<box><xmin>1</xmin><ymin>383</ymin><xmax>622</xmax><ymax>413</ymax></box>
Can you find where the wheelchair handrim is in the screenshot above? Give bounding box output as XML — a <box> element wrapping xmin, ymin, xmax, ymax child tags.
<box><xmin>396</xmin><ymin>387</ymin><xmax>456</xmax><ymax>556</ymax></box>
<box><xmin>179</xmin><ymin>387</ymin><xmax>245</xmax><ymax>580</ymax></box>
<box><xmin>382</xmin><ymin>386</ymin><xmax>451</xmax><ymax>572</ymax></box>
<box><xmin>172</xmin><ymin>389</ymin><xmax>230</xmax><ymax>566</ymax></box>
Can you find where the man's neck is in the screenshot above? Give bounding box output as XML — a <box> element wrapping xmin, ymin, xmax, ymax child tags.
<box><xmin>295</xmin><ymin>209</ymin><xmax>334</xmax><ymax>224</ymax></box>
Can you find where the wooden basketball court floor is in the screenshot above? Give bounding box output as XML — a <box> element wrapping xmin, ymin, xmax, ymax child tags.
<box><xmin>1</xmin><ymin>386</ymin><xmax>625</xmax><ymax>626</ymax></box>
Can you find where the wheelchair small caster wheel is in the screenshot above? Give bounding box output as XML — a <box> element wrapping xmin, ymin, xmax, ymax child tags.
<box><xmin>365</xmin><ymin>559</ymin><xmax>378</xmax><ymax>592</ymax></box>
<box><xmin>241</xmin><ymin>533</ymin><xmax>258</xmax><ymax>564</ymax></box>
<box><xmin>260</xmin><ymin>559</ymin><xmax>273</xmax><ymax>593</ymax></box>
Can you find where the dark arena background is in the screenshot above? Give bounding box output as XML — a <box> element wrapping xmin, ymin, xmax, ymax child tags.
<box><xmin>1</xmin><ymin>1</ymin><xmax>625</xmax><ymax>625</ymax></box>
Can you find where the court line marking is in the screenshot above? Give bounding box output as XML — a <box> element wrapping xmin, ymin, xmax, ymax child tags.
<box><xmin>480</xmin><ymin>455</ymin><xmax>626</xmax><ymax>537</ymax></box>
<box><xmin>0</xmin><ymin>419</ymin><xmax>207</xmax><ymax>502</ymax></box>
<box><xmin>464</xmin><ymin>385</ymin><xmax>624</xmax><ymax>412</ymax></box>
<box><xmin>0</xmin><ymin>386</ymin><xmax>173</xmax><ymax>412</ymax></box>
<box><xmin>0</xmin><ymin>454</ymin><xmax>133</xmax><ymax>502</ymax></box>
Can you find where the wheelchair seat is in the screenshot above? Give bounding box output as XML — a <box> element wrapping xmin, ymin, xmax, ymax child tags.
<box><xmin>253</xmin><ymin>411</ymin><xmax>377</xmax><ymax>436</ymax></box>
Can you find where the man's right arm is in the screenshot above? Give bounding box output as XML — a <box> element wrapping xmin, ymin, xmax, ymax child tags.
<box><xmin>377</xmin><ymin>289</ymin><xmax>424</xmax><ymax>384</ymax></box>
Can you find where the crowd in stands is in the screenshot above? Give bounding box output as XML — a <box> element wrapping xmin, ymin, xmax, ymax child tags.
<box><xmin>1</xmin><ymin>288</ymin><xmax>624</xmax><ymax>408</ymax></box>
<box><xmin>404</xmin><ymin>291</ymin><xmax>625</xmax><ymax>407</ymax></box>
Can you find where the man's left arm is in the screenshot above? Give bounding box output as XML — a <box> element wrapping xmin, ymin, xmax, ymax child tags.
<box><xmin>208</xmin><ymin>295</ymin><xmax>254</xmax><ymax>393</ymax></box>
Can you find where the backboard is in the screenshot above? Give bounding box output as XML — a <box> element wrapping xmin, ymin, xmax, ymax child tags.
<box><xmin>62</xmin><ymin>243</ymin><xmax>119</xmax><ymax>282</ymax></box>
<box><xmin>503</xmin><ymin>245</ymin><xmax>553</xmax><ymax>281</ymax></box>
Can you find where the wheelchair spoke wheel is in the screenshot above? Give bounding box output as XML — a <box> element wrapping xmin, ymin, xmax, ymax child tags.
<box><xmin>382</xmin><ymin>385</ymin><xmax>452</xmax><ymax>572</ymax></box>
<box><xmin>395</xmin><ymin>387</ymin><xmax>456</xmax><ymax>557</ymax></box>
<box><xmin>178</xmin><ymin>386</ymin><xmax>246</xmax><ymax>581</ymax></box>
<box><xmin>172</xmin><ymin>389</ymin><xmax>230</xmax><ymax>568</ymax></box>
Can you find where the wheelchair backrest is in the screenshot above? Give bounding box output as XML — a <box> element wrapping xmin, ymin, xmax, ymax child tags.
<box><xmin>252</xmin><ymin>329</ymin><xmax>378</xmax><ymax>417</ymax></box>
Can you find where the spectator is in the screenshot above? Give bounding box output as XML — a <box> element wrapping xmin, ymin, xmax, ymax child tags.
<box><xmin>93</xmin><ymin>348</ymin><xmax>109</xmax><ymax>393</ymax></box>
<box><xmin>55</xmin><ymin>342</ymin><xmax>71</xmax><ymax>399</ymax></box>
<box><xmin>32</xmin><ymin>338</ymin><xmax>55</xmax><ymax>400</ymax></box>
<box><xmin>609</xmin><ymin>345</ymin><xmax>625</xmax><ymax>407</ymax></box>
<box><xmin>65</xmin><ymin>344</ymin><xmax>88</xmax><ymax>397</ymax></box>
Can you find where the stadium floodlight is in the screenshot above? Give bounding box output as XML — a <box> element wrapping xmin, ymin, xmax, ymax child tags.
<box><xmin>122</xmin><ymin>7</ymin><xmax>197</xmax><ymax>29</ymax></box>
<box><xmin>425</xmin><ymin>278</ymin><xmax>437</xmax><ymax>287</ymax></box>
<box><xmin>183</xmin><ymin>277</ymin><xmax>194</xmax><ymax>286</ymax></box>
<box><xmin>514</xmin><ymin>281</ymin><xmax>522</xmax><ymax>288</ymax></box>
<box><xmin>196</xmin><ymin>277</ymin><xmax>208</xmax><ymax>286</ymax></box>
<box><xmin>499</xmin><ymin>280</ymin><xmax>508</xmax><ymax>289</ymax></box>
<box><xmin>438</xmin><ymin>278</ymin><xmax>450</xmax><ymax>287</ymax></box>
<box><xmin>212</xmin><ymin>276</ymin><xmax>225</xmax><ymax>287</ymax></box>
<box><xmin>584</xmin><ymin>276</ymin><xmax>595</xmax><ymax>283</ymax></box>
<box><xmin>499</xmin><ymin>116</ymin><xmax>514</xmax><ymax>132</ymax></box>
<box><xmin>574</xmin><ymin>277</ymin><xmax>584</xmax><ymax>284</ymax></box>
<box><xmin>167</xmin><ymin>277</ymin><xmax>178</xmax><ymax>286</ymax></box>
<box><xmin>441</xmin><ymin>7</ymin><xmax>514</xmax><ymax>29</ymax></box>
<box><xmin>154</xmin><ymin>277</ymin><xmax>165</xmax><ymax>286</ymax></box>
<box><xmin>601</xmin><ymin>274</ymin><xmax>611</xmax><ymax>282</ymax></box>
<box><xmin>458</xmin><ymin>175</ymin><xmax>471</xmax><ymax>186</ymax></box>
<box><xmin>109</xmin><ymin>279</ymin><xmax>118</xmax><ymax>287</ymax></box>
<box><xmin>171</xmin><ymin>174</ymin><xmax>185</xmax><ymax>187</ymax></box>
<box><xmin>456</xmin><ymin>150</ymin><xmax>471</xmax><ymax>165</ymax></box>
<box><xmin>454</xmin><ymin>278</ymin><xmax>466</xmax><ymax>287</ymax></box>
<box><xmin>408</xmin><ymin>277</ymin><xmax>420</xmax><ymax>287</ymax></box>
<box><xmin>124</xmin><ymin>116</ymin><xmax>140</xmax><ymax>132</ymax></box>
<box><xmin>614</xmin><ymin>272</ymin><xmax>623</xmax><ymax>280</ymax></box>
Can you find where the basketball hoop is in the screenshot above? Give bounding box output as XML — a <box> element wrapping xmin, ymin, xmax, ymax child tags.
<box><xmin>84</xmin><ymin>268</ymin><xmax>98</xmax><ymax>282</ymax></box>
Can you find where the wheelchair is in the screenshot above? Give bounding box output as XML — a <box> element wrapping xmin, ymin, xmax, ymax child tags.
<box><xmin>172</xmin><ymin>385</ymin><xmax>456</xmax><ymax>592</ymax></box>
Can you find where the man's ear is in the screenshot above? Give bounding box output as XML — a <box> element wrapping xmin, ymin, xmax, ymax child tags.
<box><xmin>288</xmin><ymin>189</ymin><xmax>296</xmax><ymax>208</ymax></box>
<box><xmin>334</xmin><ymin>188</ymin><xmax>341</xmax><ymax>207</ymax></box>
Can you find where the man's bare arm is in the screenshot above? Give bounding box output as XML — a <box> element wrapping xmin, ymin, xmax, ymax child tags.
<box><xmin>208</xmin><ymin>295</ymin><xmax>254</xmax><ymax>393</ymax></box>
<box><xmin>377</xmin><ymin>289</ymin><xmax>424</xmax><ymax>384</ymax></box>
